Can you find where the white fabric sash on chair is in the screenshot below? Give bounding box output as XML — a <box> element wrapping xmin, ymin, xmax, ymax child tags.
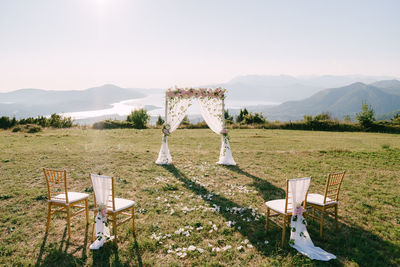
<box><xmin>289</xmin><ymin>177</ymin><xmax>336</xmax><ymax>261</ymax></box>
<box><xmin>89</xmin><ymin>174</ymin><xmax>112</xmax><ymax>250</ymax></box>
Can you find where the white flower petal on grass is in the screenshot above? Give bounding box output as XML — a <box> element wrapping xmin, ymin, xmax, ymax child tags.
<box><xmin>247</xmin><ymin>244</ymin><xmax>253</xmax><ymax>248</ymax></box>
<box><xmin>222</xmin><ymin>245</ymin><xmax>232</xmax><ymax>251</ymax></box>
<box><xmin>236</xmin><ymin>245</ymin><xmax>244</xmax><ymax>251</ymax></box>
<box><xmin>167</xmin><ymin>249</ymin><xmax>174</xmax><ymax>254</ymax></box>
<box><xmin>243</xmin><ymin>239</ymin><xmax>249</xmax><ymax>244</ymax></box>
<box><xmin>188</xmin><ymin>245</ymin><xmax>196</xmax><ymax>251</ymax></box>
<box><xmin>264</xmin><ymin>240</ymin><xmax>269</xmax><ymax>245</ymax></box>
<box><xmin>196</xmin><ymin>226</ymin><xmax>203</xmax><ymax>231</ymax></box>
<box><xmin>197</xmin><ymin>248</ymin><xmax>204</xmax><ymax>253</ymax></box>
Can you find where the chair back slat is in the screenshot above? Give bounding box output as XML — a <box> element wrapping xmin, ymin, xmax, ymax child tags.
<box><xmin>323</xmin><ymin>171</ymin><xmax>346</xmax><ymax>204</ymax></box>
<box><xmin>43</xmin><ymin>168</ymin><xmax>69</xmax><ymax>203</ymax></box>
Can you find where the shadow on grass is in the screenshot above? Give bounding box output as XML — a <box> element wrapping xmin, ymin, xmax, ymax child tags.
<box><xmin>222</xmin><ymin>164</ymin><xmax>285</xmax><ymax>201</ymax></box>
<box><xmin>91</xmin><ymin>232</ymin><xmax>143</xmax><ymax>267</ymax></box>
<box><xmin>36</xmin><ymin>224</ymin><xmax>89</xmax><ymax>267</ymax></box>
<box><xmin>162</xmin><ymin>164</ymin><xmax>400</xmax><ymax>266</ymax></box>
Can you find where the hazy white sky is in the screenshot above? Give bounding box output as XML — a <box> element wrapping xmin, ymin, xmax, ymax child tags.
<box><xmin>1</xmin><ymin>0</ymin><xmax>399</xmax><ymax>92</ymax></box>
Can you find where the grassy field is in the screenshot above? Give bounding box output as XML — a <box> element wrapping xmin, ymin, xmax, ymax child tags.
<box><xmin>0</xmin><ymin>128</ymin><xmax>399</xmax><ymax>266</ymax></box>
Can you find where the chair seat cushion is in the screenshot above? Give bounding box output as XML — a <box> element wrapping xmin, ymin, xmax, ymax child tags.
<box><xmin>51</xmin><ymin>192</ymin><xmax>89</xmax><ymax>204</ymax></box>
<box><xmin>265</xmin><ymin>199</ymin><xmax>292</xmax><ymax>215</ymax></box>
<box><xmin>108</xmin><ymin>198</ymin><xmax>135</xmax><ymax>212</ymax></box>
<box><xmin>307</xmin><ymin>193</ymin><xmax>337</xmax><ymax>206</ymax></box>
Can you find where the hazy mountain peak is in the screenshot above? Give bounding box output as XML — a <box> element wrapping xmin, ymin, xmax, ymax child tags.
<box><xmin>371</xmin><ymin>79</ymin><xmax>400</xmax><ymax>88</ymax></box>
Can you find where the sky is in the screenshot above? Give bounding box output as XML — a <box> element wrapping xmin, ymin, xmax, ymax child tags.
<box><xmin>1</xmin><ymin>0</ymin><xmax>400</xmax><ymax>92</ymax></box>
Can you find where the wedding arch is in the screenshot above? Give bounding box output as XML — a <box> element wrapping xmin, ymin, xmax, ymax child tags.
<box><xmin>155</xmin><ymin>87</ymin><xmax>236</xmax><ymax>165</ymax></box>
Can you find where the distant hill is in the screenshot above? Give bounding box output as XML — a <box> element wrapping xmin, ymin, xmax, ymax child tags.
<box><xmin>246</xmin><ymin>80</ymin><xmax>400</xmax><ymax>121</ymax></box>
<box><xmin>0</xmin><ymin>84</ymin><xmax>159</xmax><ymax>118</ymax></box>
<box><xmin>211</xmin><ymin>74</ymin><xmax>397</xmax><ymax>102</ymax></box>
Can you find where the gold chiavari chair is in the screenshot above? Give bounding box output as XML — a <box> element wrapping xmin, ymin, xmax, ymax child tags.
<box><xmin>43</xmin><ymin>168</ymin><xmax>89</xmax><ymax>238</ymax></box>
<box><xmin>306</xmin><ymin>171</ymin><xmax>346</xmax><ymax>237</ymax></box>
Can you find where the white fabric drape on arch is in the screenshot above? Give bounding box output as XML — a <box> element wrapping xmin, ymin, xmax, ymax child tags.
<box><xmin>197</xmin><ymin>97</ymin><xmax>235</xmax><ymax>165</ymax></box>
<box><xmin>155</xmin><ymin>97</ymin><xmax>192</xmax><ymax>165</ymax></box>
<box><xmin>89</xmin><ymin>174</ymin><xmax>112</xmax><ymax>250</ymax></box>
<box><xmin>289</xmin><ymin>178</ymin><xmax>336</xmax><ymax>261</ymax></box>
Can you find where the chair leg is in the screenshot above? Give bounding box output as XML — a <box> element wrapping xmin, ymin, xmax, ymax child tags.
<box><xmin>85</xmin><ymin>199</ymin><xmax>89</xmax><ymax>225</ymax></box>
<box><xmin>66</xmin><ymin>205</ymin><xmax>71</xmax><ymax>239</ymax></box>
<box><xmin>335</xmin><ymin>205</ymin><xmax>338</xmax><ymax>231</ymax></box>
<box><xmin>265</xmin><ymin>208</ymin><xmax>270</xmax><ymax>232</ymax></box>
<box><xmin>46</xmin><ymin>202</ymin><xmax>52</xmax><ymax>232</ymax></box>
<box><xmin>320</xmin><ymin>208</ymin><xmax>325</xmax><ymax>237</ymax></box>
<box><xmin>131</xmin><ymin>207</ymin><xmax>135</xmax><ymax>232</ymax></box>
<box><xmin>281</xmin><ymin>216</ymin><xmax>286</xmax><ymax>248</ymax></box>
<box><xmin>112</xmin><ymin>214</ymin><xmax>117</xmax><ymax>242</ymax></box>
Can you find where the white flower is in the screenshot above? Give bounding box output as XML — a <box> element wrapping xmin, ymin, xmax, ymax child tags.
<box><xmin>196</xmin><ymin>226</ymin><xmax>203</xmax><ymax>231</ymax></box>
<box><xmin>188</xmin><ymin>245</ymin><xmax>196</xmax><ymax>251</ymax></box>
<box><xmin>222</xmin><ymin>245</ymin><xmax>232</xmax><ymax>251</ymax></box>
<box><xmin>243</xmin><ymin>239</ymin><xmax>249</xmax><ymax>244</ymax></box>
<box><xmin>236</xmin><ymin>245</ymin><xmax>244</xmax><ymax>251</ymax></box>
<box><xmin>247</xmin><ymin>244</ymin><xmax>253</xmax><ymax>248</ymax></box>
<box><xmin>170</xmin><ymin>209</ymin><xmax>175</xmax><ymax>215</ymax></box>
<box><xmin>167</xmin><ymin>249</ymin><xmax>174</xmax><ymax>254</ymax></box>
<box><xmin>264</xmin><ymin>241</ymin><xmax>269</xmax><ymax>245</ymax></box>
<box><xmin>197</xmin><ymin>248</ymin><xmax>204</xmax><ymax>253</ymax></box>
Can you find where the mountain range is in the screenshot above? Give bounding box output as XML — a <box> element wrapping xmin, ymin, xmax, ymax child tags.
<box><xmin>245</xmin><ymin>80</ymin><xmax>400</xmax><ymax>121</ymax></box>
<box><xmin>0</xmin><ymin>84</ymin><xmax>160</xmax><ymax>118</ymax></box>
<box><xmin>1</xmin><ymin>75</ymin><xmax>400</xmax><ymax>122</ymax></box>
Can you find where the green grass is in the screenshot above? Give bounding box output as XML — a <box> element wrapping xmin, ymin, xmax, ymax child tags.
<box><xmin>0</xmin><ymin>128</ymin><xmax>399</xmax><ymax>266</ymax></box>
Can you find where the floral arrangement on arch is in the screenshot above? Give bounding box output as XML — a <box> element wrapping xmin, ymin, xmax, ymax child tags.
<box><xmin>166</xmin><ymin>87</ymin><xmax>227</xmax><ymax>99</ymax></box>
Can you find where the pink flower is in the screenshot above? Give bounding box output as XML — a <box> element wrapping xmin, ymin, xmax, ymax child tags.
<box><xmin>293</xmin><ymin>206</ymin><xmax>304</xmax><ymax>216</ymax></box>
<box><xmin>100</xmin><ymin>208</ymin><xmax>107</xmax><ymax>217</ymax></box>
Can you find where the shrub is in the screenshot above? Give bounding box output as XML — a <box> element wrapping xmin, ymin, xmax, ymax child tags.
<box><xmin>92</xmin><ymin>120</ymin><xmax>134</xmax><ymax>129</ymax></box>
<box><xmin>0</xmin><ymin>116</ymin><xmax>17</xmax><ymax>129</ymax></box>
<box><xmin>27</xmin><ymin>125</ymin><xmax>42</xmax><ymax>133</ymax></box>
<box><xmin>12</xmin><ymin>126</ymin><xmax>22</xmax><ymax>132</ymax></box>
<box><xmin>242</xmin><ymin>112</ymin><xmax>266</xmax><ymax>124</ymax></box>
<box><xmin>49</xmin><ymin>113</ymin><xmax>73</xmax><ymax>128</ymax></box>
<box><xmin>180</xmin><ymin>116</ymin><xmax>191</xmax><ymax>126</ymax></box>
<box><xmin>127</xmin><ymin>109</ymin><xmax>150</xmax><ymax>129</ymax></box>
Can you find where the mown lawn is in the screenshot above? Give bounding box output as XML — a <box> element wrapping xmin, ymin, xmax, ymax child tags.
<box><xmin>0</xmin><ymin>128</ymin><xmax>399</xmax><ymax>266</ymax></box>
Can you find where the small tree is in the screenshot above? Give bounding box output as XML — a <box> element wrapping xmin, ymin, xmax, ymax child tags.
<box><xmin>127</xmin><ymin>108</ymin><xmax>150</xmax><ymax>129</ymax></box>
<box><xmin>343</xmin><ymin>115</ymin><xmax>352</xmax><ymax>123</ymax></box>
<box><xmin>236</xmin><ymin>108</ymin><xmax>249</xmax><ymax>123</ymax></box>
<box><xmin>156</xmin><ymin>115</ymin><xmax>165</xmax><ymax>126</ymax></box>
<box><xmin>392</xmin><ymin>113</ymin><xmax>400</xmax><ymax>125</ymax></box>
<box><xmin>224</xmin><ymin>109</ymin><xmax>233</xmax><ymax>124</ymax></box>
<box><xmin>356</xmin><ymin>102</ymin><xmax>375</xmax><ymax>128</ymax></box>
